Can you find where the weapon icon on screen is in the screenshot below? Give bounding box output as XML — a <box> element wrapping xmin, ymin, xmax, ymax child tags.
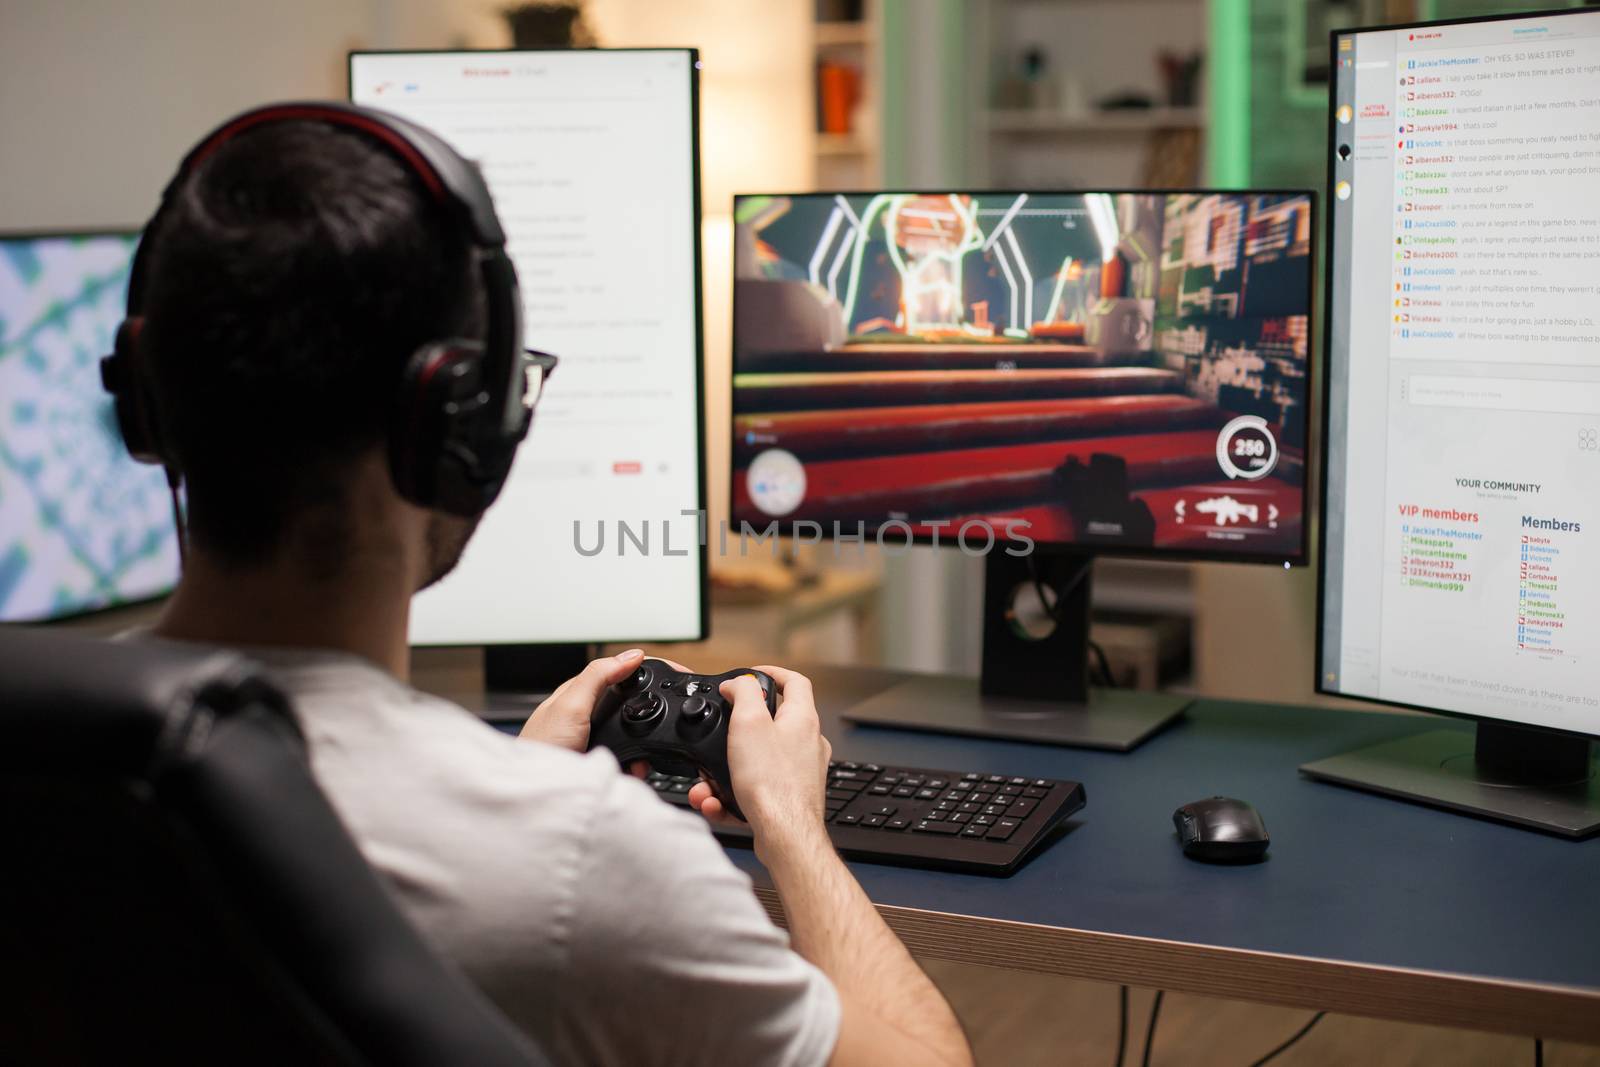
<box><xmin>1195</xmin><ymin>496</ymin><xmax>1259</xmax><ymax>526</ymax></box>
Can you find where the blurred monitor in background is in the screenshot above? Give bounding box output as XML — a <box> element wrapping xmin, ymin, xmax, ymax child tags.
<box><xmin>0</xmin><ymin>231</ymin><xmax>180</xmax><ymax>622</ymax></box>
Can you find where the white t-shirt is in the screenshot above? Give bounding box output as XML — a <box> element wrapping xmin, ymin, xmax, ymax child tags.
<box><xmin>135</xmin><ymin>638</ymin><xmax>840</xmax><ymax>1067</ymax></box>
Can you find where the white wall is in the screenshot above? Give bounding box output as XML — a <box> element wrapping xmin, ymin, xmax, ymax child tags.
<box><xmin>0</xmin><ymin>1</ymin><xmax>508</xmax><ymax>231</ymax></box>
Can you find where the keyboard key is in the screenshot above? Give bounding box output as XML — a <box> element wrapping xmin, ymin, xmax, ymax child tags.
<box><xmin>647</xmin><ymin>771</ymin><xmax>668</xmax><ymax>782</ymax></box>
<box><xmin>943</xmin><ymin>790</ymin><xmax>968</xmax><ymax>803</ymax></box>
<box><xmin>831</xmin><ymin>779</ymin><xmax>867</xmax><ymax>793</ymax></box>
<box><xmin>879</xmin><ymin>775</ymin><xmax>902</xmax><ymax>786</ymax></box>
<box><xmin>934</xmin><ymin>800</ymin><xmax>957</xmax><ymax>812</ymax></box>
<box><xmin>927</xmin><ymin>779</ymin><xmax>949</xmax><ymax>790</ymax></box>
<box><xmin>982</xmin><ymin>803</ymin><xmax>1009</xmax><ymax>817</ymax></box>
<box><xmin>837</xmin><ymin>761</ymin><xmax>859</xmax><ymax>771</ymax></box>
<box><xmin>1032</xmin><ymin>779</ymin><xmax>1051</xmax><ymax>788</ymax></box>
<box><xmin>651</xmin><ymin>780</ymin><xmax>670</xmax><ymax>791</ymax></box>
<box><xmin>986</xmin><ymin>774</ymin><xmax>1005</xmax><ymax>784</ymax></box>
<box><xmin>1006</xmin><ymin>799</ymin><xmax>1038</xmax><ymax>819</ymax></box>
<box><xmin>987</xmin><ymin>818</ymin><xmax>1021</xmax><ymax>841</ymax></box>
<box><xmin>868</xmin><ymin>785</ymin><xmax>892</xmax><ymax>796</ymax></box>
<box><xmin>924</xmin><ymin>810</ymin><xmax>946</xmax><ymax>821</ymax></box>
<box><xmin>861</xmin><ymin>815</ymin><xmax>886</xmax><ymax>828</ymax></box>
<box><xmin>892</xmin><ymin>786</ymin><xmax>915</xmax><ymax>798</ymax></box>
<box><xmin>916</xmin><ymin>788</ymin><xmax>940</xmax><ymax>800</ymax></box>
<box><xmin>914</xmin><ymin>820</ymin><xmax>962</xmax><ymax>835</ymax></box>
<box><xmin>974</xmin><ymin>815</ymin><xmax>996</xmax><ymax>826</ymax></box>
<box><xmin>885</xmin><ymin>817</ymin><xmax>909</xmax><ymax>831</ymax></box>
<box><xmin>961</xmin><ymin>823</ymin><xmax>987</xmax><ymax>837</ymax></box>
<box><xmin>867</xmin><ymin>805</ymin><xmax>897</xmax><ymax>818</ymax></box>
<box><xmin>667</xmin><ymin>781</ymin><xmax>690</xmax><ymax>793</ymax></box>
<box><xmin>902</xmin><ymin>777</ymin><xmax>925</xmax><ymax>788</ymax></box>
<box><xmin>1009</xmin><ymin>777</ymin><xmax>1027</xmax><ymax>786</ymax></box>
<box><xmin>863</xmin><ymin>764</ymin><xmax>882</xmax><ymax>773</ymax></box>
<box><xmin>825</xmin><ymin>810</ymin><xmax>836</xmax><ymax>822</ymax></box>
<box><xmin>825</xmin><ymin>798</ymin><xmax>848</xmax><ymax>813</ymax></box>
<box><xmin>971</xmin><ymin>783</ymin><xmax>998</xmax><ymax>796</ymax></box>
<box><xmin>826</xmin><ymin>788</ymin><xmax>856</xmax><ymax>802</ymax></box>
<box><xmin>962</xmin><ymin>772</ymin><xmax>982</xmax><ymax>782</ymax></box>
<box><xmin>958</xmin><ymin>802</ymin><xmax>983</xmax><ymax>813</ymax></box>
<box><xmin>999</xmin><ymin>784</ymin><xmax>1023</xmax><ymax>796</ymax></box>
<box><xmin>831</xmin><ymin>769</ymin><xmax>869</xmax><ymax>781</ymax></box>
<box><xmin>837</xmin><ymin>813</ymin><xmax>861</xmax><ymax>826</ymax></box>
<box><xmin>949</xmin><ymin>812</ymin><xmax>972</xmax><ymax>824</ymax></box>
<box><xmin>1023</xmin><ymin>787</ymin><xmax>1048</xmax><ymax>799</ymax></box>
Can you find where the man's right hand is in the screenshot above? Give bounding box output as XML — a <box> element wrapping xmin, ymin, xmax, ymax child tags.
<box><xmin>689</xmin><ymin>665</ymin><xmax>831</xmax><ymax>857</ymax></box>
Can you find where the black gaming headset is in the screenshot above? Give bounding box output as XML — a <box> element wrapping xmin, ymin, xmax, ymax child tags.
<box><xmin>100</xmin><ymin>101</ymin><xmax>532</xmax><ymax>521</ymax></box>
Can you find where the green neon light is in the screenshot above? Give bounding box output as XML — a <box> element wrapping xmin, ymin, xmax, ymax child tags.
<box><xmin>840</xmin><ymin>194</ymin><xmax>893</xmax><ymax>330</ymax></box>
<box><xmin>1206</xmin><ymin>0</ymin><xmax>1251</xmax><ymax>187</ymax></box>
<box><xmin>1045</xmin><ymin>256</ymin><xmax>1075</xmax><ymax>324</ymax></box>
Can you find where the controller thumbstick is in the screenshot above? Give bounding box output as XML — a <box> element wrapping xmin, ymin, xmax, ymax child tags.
<box><xmin>620</xmin><ymin>666</ymin><xmax>651</xmax><ymax>692</ymax></box>
<box><xmin>622</xmin><ymin>692</ymin><xmax>665</xmax><ymax>727</ymax></box>
<box><xmin>681</xmin><ymin>695</ymin><xmax>710</xmax><ymax>723</ymax></box>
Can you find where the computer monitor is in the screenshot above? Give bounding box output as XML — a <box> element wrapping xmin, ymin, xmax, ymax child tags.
<box><xmin>350</xmin><ymin>49</ymin><xmax>707</xmax><ymax>694</ymax></box>
<box><xmin>1311</xmin><ymin>8</ymin><xmax>1600</xmax><ymax>836</ymax></box>
<box><xmin>732</xmin><ymin>190</ymin><xmax>1315</xmax><ymax>748</ymax></box>
<box><xmin>0</xmin><ymin>231</ymin><xmax>181</xmax><ymax>623</ymax></box>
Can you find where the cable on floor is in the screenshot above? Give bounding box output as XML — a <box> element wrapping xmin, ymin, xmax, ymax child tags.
<box><xmin>1246</xmin><ymin>1012</ymin><xmax>1326</xmax><ymax>1066</ymax></box>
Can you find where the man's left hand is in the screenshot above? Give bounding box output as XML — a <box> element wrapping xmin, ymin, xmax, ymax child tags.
<box><xmin>519</xmin><ymin>648</ymin><xmax>646</xmax><ymax>752</ymax></box>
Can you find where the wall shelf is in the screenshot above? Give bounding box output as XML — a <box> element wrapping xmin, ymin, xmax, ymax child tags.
<box><xmin>815</xmin><ymin>20</ymin><xmax>873</xmax><ymax>47</ymax></box>
<box><xmin>986</xmin><ymin>106</ymin><xmax>1204</xmax><ymax>134</ymax></box>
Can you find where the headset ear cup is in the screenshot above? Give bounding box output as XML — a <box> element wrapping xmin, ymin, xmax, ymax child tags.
<box><xmin>392</xmin><ymin>342</ymin><xmax>455</xmax><ymax>509</ymax></box>
<box><xmin>392</xmin><ymin>339</ymin><xmax>523</xmax><ymax>516</ymax></box>
<box><xmin>101</xmin><ymin>317</ymin><xmax>172</xmax><ymax>468</ymax></box>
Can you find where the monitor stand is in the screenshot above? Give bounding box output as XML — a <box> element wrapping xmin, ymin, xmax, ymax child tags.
<box><xmin>1300</xmin><ymin>720</ymin><xmax>1600</xmax><ymax>838</ymax></box>
<box><xmin>476</xmin><ymin>643</ymin><xmax>595</xmax><ymax>721</ymax></box>
<box><xmin>842</xmin><ymin>552</ymin><xmax>1190</xmax><ymax>751</ymax></box>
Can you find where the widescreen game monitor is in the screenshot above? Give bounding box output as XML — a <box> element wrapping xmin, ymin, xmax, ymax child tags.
<box><xmin>0</xmin><ymin>231</ymin><xmax>181</xmax><ymax>622</ymax></box>
<box><xmin>731</xmin><ymin>191</ymin><xmax>1314</xmax><ymax>562</ymax></box>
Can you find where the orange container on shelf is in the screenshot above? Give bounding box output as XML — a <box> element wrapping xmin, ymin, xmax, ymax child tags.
<box><xmin>818</xmin><ymin>62</ymin><xmax>859</xmax><ymax>134</ymax></box>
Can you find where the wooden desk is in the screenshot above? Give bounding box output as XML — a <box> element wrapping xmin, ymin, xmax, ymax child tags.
<box><xmin>727</xmin><ymin>664</ymin><xmax>1600</xmax><ymax>1045</ymax></box>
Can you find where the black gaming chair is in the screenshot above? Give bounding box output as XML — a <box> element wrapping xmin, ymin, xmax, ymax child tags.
<box><xmin>0</xmin><ymin>627</ymin><xmax>545</xmax><ymax>1066</ymax></box>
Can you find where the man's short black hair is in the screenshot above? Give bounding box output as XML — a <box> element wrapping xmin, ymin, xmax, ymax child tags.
<box><xmin>140</xmin><ymin>120</ymin><xmax>482</xmax><ymax>565</ymax></box>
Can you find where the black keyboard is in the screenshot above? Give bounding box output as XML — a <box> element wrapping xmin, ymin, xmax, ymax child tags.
<box><xmin>647</xmin><ymin>760</ymin><xmax>1085</xmax><ymax>875</ymax></box>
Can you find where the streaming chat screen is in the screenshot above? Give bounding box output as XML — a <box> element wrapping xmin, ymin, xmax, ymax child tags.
<box><xmin>731</xmin><ymin>192</ymin><xmax>1313</xmax><ymax>559</ymax></box>
<box><xmin>0</xmin><ymin>233</ymin><xmax>180</xmax><ymax>621</ymax></box>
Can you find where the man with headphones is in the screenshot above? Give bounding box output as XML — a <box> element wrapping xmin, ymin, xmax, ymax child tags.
<box><xmin>107</xmin><ymin>104</ymin><xmax>972</xmax><ymax>1067</ymax></box>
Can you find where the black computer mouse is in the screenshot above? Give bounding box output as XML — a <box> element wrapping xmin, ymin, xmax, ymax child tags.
<box><xmin>1173</xmin><ymin>797</ymin><xmax>1270</xmax><ymax>863</ymax></box>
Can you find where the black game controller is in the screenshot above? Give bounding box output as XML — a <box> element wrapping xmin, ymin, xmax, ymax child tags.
<box><xmin>589</xmin><ymin>659</ymin><xmax>778</xmax><ymax>820</ymax></box>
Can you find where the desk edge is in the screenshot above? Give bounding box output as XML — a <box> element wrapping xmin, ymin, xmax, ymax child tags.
<box><xmin>754</xmin><ymin>888</ymin><xmax>1600</xmax><ymax>1044</ymax></box>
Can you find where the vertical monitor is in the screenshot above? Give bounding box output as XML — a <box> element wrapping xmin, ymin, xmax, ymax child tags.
<box><xmin>0</xmin><ymin>231</ymin><xmax>181</xmax><ymax>622</ymax></box>
<box><xmin>1321</xmin><ymin>8</ymin><xmax>1600</xmax><ymax>737</ymax></box>
<box><xmin>351</xmin><ymin>49</ymin><xmax>706</xmax><ymax>646</ymax></box>
<box><xmin>731</xmin><ymin>191</ymin><xmax>1314</xmax><ymax>561</ymax></box>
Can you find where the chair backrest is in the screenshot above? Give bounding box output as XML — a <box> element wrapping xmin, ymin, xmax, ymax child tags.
<box><xmin>0</xmin><ymin>627</ymin><xmax>545</xmax><ymax>1066</ymax></box>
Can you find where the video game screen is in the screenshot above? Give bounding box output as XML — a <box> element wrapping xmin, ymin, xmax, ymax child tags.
<box><xmin>0</xmin><ymin>232</ymin><xmax>181</xmax><ymax>621</ymax></box>
<box><xmin>731</xmin><ymin>191</ymin><xmax>1314</xmax><ymax>559</ymax></box>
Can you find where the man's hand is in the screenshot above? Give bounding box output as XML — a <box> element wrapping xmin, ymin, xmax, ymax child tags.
<box><xmin>519</xmin><ymin>648</ymin><xmax>644</xmax><ymax>753</ymax></box>
<box><xmin>689</xmin><ymin>665</ymin><xmax>831</xmax><ymax>858</ymax></box>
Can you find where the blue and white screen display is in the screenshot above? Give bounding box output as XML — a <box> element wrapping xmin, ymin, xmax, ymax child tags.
<box><xmin>0</xmin><ymin>233</ymin><xmax>180</xmax><ymax>621</ymax></box>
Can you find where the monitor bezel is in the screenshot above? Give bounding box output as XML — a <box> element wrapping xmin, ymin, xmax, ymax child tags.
<box><xmin>728</xmin><ymin>187</ymin><xmax>1319</xmax><ymax>568</ymax></box>
<box><xmin>1313</xmin><ymin>5</ymin><xmax>1600</xmax><ymax>743</ymax></box>
<box><xmin>347</xmin><ymin>47</ymin><xmax>711</xmax><ymax>646</ymax></box>
<box><xmin>0</xmin><ymin>226</ymin><xmax>181</xmax><ymax>626</ymax></box>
